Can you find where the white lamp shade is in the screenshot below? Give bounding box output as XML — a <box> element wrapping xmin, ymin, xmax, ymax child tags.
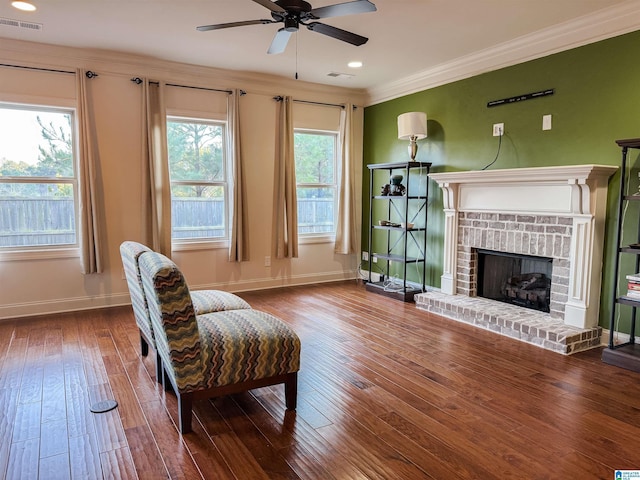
<box><xmin>398</xmin><ymin>112</ymin><xmax>427</xmax><ymax>140</ymax></box>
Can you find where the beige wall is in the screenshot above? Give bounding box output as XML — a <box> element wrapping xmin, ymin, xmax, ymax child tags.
<box><xmin>0</xmin><ymin>38</ymin><xmax>365</xmax><ymax>319</ymax></box>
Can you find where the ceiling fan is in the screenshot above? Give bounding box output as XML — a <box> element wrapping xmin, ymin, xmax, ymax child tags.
<box><xmin>196</xmin><ymin>0</ymin><xmax>377</xmax><ymax>55</ymax></box>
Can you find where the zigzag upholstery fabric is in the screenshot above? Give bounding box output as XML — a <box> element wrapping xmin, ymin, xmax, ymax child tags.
<box><xmin>120</xmin><ymin>241</ymin><xmax>155</xmax><ymax>352</ymax></box>
<box><xmin>198</xmin><ymin>309</ymin><xmax>301</xmax><ymax>389</ymax></box>
<box><xmin>191</xmin><ymin>290</ymin><xmax>251</xmax><ymax>315</ymax></box>
<box><xmin>139</xmin><ymin>251</ymin><xmax>206</xmax><ymax>392</ymax></box>
<box><xmin>139</xmin><ymin>251</ymin><xmax>301</xmax><ymax>394</ymax></box>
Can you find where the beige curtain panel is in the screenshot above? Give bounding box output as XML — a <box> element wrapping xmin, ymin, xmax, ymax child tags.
<box><xmin>272</xmin><ymin>96</ymin><xmax>298</xmax><ymax>259</ymax></box>
<box><xmin>335</xmin><ymin>103</ymin><xmax>360</xmax><ymax>255</ymax></box>
<box><xmin>77</xmin><ymin>69</ymin><xmax>104</xmax><ymax>274</ymax></box>
<box><xmin>228</xmin><ymin>89</ymin><xmax>249</xmax><ymax>262</ymax></box>
<box><xmin>141</xmin><ymin>79</ymin><xmax>172</xmax><ymax>256</ymax></box>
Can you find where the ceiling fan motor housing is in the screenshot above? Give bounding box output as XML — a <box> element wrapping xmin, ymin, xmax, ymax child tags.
<box><xmin>272</xmin><ymin>0</ymin><xmax>313</xmax><ymax>30</ymax></box>
<box><xmin>274</xmin><ymin>0</ymin><xmax>313</xmax><ymax>14</ymax></box>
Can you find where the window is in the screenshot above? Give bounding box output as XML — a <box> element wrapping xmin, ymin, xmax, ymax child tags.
<box><xmin>167</xmin><ymin>117</ymin><xmax>227</xmax><ymax>241</ymax></box>
<box><xmin>0</xmin><ymin>104</ymin><xmax>78</xmax><ymax>249</ymax></box>
<box><xmin>294</xmin><ymin>130</ymin><xmax>338</xmax><ymax>235</ymax></box>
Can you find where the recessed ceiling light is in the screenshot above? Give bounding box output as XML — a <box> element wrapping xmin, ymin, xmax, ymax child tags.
<box><xmin>12</xmin><ymin>1</ymin><xmax>36</xmax><ymax>11</ymax></box>
<box><xmin>348</xmin><ymin>61</ymin><xmax>363</xmax><ymax>69</ymax></box>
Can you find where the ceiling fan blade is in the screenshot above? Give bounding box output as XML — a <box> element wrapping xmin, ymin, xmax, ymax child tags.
<box><xmin>268</xmin><ymin>28</ymin><xmax>292</xmax><ymax>54</ymax></box>
<box><xmin>306</xmin><ymin>22</ymin><xmax>368</xmax><ymax>46</ymax></box>
<box><xmin>197</xmin><ymin>19</ymin><xmax>274</xmax><ymax>31</ymax></box>
<box><xmin>252</xmin><ymin>0</ymin><xmax>286</xmax><ymax>13</ymax></box>
<box><xmin>309</xmin><ymin>0</ymin><xmax>376</xmax><ymax>19</ymax></box>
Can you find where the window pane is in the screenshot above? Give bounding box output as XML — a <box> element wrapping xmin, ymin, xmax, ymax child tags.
<box><xmin>294</xmin><ymin>132</ymin><xmax>335</xmax><ymax>184</ymax></box>
<box><xmin>0</xmin><ymin>107</ymin><xmax>74</xmax><ymax>178</ymax></box>
<box><xmin>297</xmin><ymin>187</ymin><xmax>334</xmax><ymax>234</ymax></box>
<box><xmin>171</xmin><ymin>186</ymin><xmax>225</xmax><ymax>239</ymax></box>
<box><xmin>167</xmin><ymin>121</ymin><xmax>224</xmax><ymax>182</ymax></box>
<box><xmin>0</xmin><ymin>183</ymin><xmax>76</xmax><ymax>247</ymax></box>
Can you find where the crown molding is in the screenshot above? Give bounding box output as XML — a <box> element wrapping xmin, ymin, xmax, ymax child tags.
<box><xmin>0</xmin><ymin>37</ymin><xmax>367</xmax><ymax>105</ymax></box>
<box><xmin>365</xmin><ymin>0</ymin><xmax>640</xmax><ymax>106</ymax></box>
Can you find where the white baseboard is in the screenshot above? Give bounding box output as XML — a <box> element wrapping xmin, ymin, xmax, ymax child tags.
<box><xmin>0</xmin><ymin>293</ymin><xmax>132</xmax><ymax>321</ymax></box>
<box><xmin>0</xmin><ymin>270</ymin><xmax>357</xmax><ymax>320</ymax></box>
<box><xmin>601</xmin><ymin>328</ymin><xmax>630</xmax><ymax>347</ymax></box>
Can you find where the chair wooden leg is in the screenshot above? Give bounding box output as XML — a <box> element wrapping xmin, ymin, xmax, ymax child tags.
<box><xmin>155</xmin><ymin>352</ymin><xmax>163</xmax><ymax>385</ymax></box>
<box><xmin>140</xmin><ymin>333</ymin><xmax>149</xmax><ymax>357</ymax></box>
<box><xmin>162</xmin><ymin>367</ymin><xmax>173</xmax><ymax>392</ymax></box>
<box><xmin>284</xmin><ymin>372</ymin><xmax>298</xmax><ymax>411</ymax></box>
<box><xmin>177</xmin><ymin>392</ymin><xmax>193</xmax><ymax>434</ymax></box>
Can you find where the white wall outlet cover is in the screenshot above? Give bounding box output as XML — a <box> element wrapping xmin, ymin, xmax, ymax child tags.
<box><xmin>542</xmin><ymin>114</ymin><xmax>552</xmax><ymax>131</ymax></box>
<box><xmin>492</xmin><ymin>123</ymin><xmax>504</xmax><ymax>136</ymax></box>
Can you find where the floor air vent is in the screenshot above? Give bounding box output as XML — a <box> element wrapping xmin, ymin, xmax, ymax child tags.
<box><xmin>0</xmin><ymin>17</ymin><xmax>43</xmax><ymax>31</ymax></box>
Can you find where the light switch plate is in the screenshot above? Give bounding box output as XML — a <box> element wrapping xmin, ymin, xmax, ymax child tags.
<box><xmin>542</xmin><ymin>114</ymin><xmax>552</xmax><ymax>131</ymax></box>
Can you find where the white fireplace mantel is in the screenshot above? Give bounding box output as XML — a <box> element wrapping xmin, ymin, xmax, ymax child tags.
<box><xmin>429</xmin><ymin>164</ymin><xmax>617</xmax><ymax>329</ymax></box>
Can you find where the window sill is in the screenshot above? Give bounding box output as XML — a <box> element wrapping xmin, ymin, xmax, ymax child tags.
<box><xmin>299</xmin><ymin>234</ymin><xmax>335</xmax><ymax>245</ymax></box>
<box><xmin>172</xmin><ymin>239</ymin><xmax>229</xmax><ymax>252</ymax></box>
<box><xmin>0</xmin><ymin>246</ymin><xmax>80</xmax><ymax>262</ymax></box>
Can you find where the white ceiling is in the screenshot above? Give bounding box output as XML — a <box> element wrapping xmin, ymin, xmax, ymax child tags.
<box><xmin>1</xmin><ymin>0</ymin><xmax>639</xmax><ymax>98</ymax></box>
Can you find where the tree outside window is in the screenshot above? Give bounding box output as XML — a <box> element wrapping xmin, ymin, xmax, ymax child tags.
<box><xmin>294</xmin><ymin>130</ymin><xmax>337</xmax><ymax>235</ymax></box>
<box><xmin>167</xmin><ymin>117</ymin><xmax>227</xmax><ymax>240</ymax></box>
<box><xmin>0</xmin><ymin>105</ymin><xmax>77</xmax><ymax>248</ymax></box>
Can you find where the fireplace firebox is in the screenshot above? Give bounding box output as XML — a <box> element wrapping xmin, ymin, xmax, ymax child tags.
<box><xmin>477</xmin><ymin>249</ymin><xmax>552</xmax><ymax>313</ymax></box>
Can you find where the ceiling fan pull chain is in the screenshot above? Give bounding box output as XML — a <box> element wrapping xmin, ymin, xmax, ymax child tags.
<box><xmin>295</xmin><ymin>32</ymin><xmax>299</xmax><ymax>80</ymax></box>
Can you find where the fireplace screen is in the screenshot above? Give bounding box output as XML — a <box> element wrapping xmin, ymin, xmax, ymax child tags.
<box><xmin>477</xmin><ymin>249</ymin><xmax>552</xmax><ymax>313</ymax></box>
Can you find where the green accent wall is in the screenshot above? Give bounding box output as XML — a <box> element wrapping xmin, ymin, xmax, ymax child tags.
<box><xmin>362</xmin><ymin>29</ymin><xmax>640</xmax><ymax>332</ymax></box>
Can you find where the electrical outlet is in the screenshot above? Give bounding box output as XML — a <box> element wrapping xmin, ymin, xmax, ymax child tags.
<box><xmin>264</xmin><ymin>255</ymin><xmax>271</xmax><ymax>267</ymax></box>
<box><xmin>493</xmin><ymin>123</ymin><xmax>504</xmax><ymax>136</ymax></box>
<box><xmin>362</xmin><ymin>251</ymin><xmax>369</xmax><ymax>261</ymax></box>
<box><xmin>542</xmin><ymin>114</ymin><xmax>552</xmax><ymax>131</ymax></box>
<box><xmin>372</xmin><ymin>255</ymin><xmax>378</xmax><ymax>263</ymax></box>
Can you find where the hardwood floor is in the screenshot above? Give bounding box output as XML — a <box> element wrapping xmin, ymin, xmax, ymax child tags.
<box><xmin>1</xmin><ymin>280</ymin><xmax>640</xmax><ymax>479</ymax></box>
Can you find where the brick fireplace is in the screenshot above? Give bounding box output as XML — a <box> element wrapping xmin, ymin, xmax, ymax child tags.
<box><xmin>415</xmin><ymin>165</ymin><xmax>617</xmax><ymax>354</ymax></box>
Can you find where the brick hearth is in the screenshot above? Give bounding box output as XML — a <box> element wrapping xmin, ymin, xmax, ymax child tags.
<box><xmin>416</xmin><ymin>291</ymin><xmax>601</xmax><ymax>354</ymax></box>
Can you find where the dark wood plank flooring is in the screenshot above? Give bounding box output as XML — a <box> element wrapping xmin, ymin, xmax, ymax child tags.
<box><xmin>1</xmin><ymin>280</ymin><xmax>640</xmax><ymax>479</ymax></box>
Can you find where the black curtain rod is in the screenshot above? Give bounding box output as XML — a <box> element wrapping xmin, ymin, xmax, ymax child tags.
<box><xmin>0</xmin><ymin>63</ymin><xmax>99</xmax><ymax>78</ymax></box>
<box><xmin>0</xmin><ymin>63</ymin><xmax>75</xmax><ymax>75</ymax></box>
<box><xmin>273</xmin><ymin>95</ymin><xmax>346</xmax><ymax>109</ymax></box>
<box><xmin>130</xmin><ymin>77</ymin><xmax>242</xmax><ymax>95</ymax></box>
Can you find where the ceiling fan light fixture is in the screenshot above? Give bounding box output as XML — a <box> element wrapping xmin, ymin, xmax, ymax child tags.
<box><xmin>284</xmin><ymin>16</ymin><xmax>298</xmax><ymax>32</ymax></box>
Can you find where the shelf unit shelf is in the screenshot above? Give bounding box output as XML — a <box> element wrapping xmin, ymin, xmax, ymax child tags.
<box><xmin>365</xmin><ymin>161</ymin><xmax>431</xmax><ymax>302</ymax></box>
<box><xmin>603</xmin><ymin>137</ymin><xmax>640</xmax><ymax>373</ymax></box>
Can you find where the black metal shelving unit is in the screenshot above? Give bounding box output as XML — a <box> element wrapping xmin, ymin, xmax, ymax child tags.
<box><xmin>602</xmin><ymin>138</ymin><xmax>640</xmax><ymax>373</ymax></box>
<box><xmin>365</xmin><ymin>161</ymin><xmax>431</xmax><ymax>302</ymax></box>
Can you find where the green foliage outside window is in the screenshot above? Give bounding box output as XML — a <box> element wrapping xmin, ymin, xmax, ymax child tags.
<box><xmin>167</xmin><ymin>118</ymin><xmax>227</xmax><ymax>240</ymax></box>
<box><xmin>0</xmin><ymin>105</ymin><xmax>77</xmax><ymax>247</ymax></box>
<box><xmin>294</xmin><ymin>130</ymin><xmax>337</xmax><ymax>234</ymax></box>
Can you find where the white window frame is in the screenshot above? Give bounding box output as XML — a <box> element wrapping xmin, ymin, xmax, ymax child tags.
<box><xmin>166</xmin><ymin>114</ymin><xmax>229</xmax><ymax>251</ymax></box>
<box><xmin>0</xmin><ymin>101</ymin><xmax>80</xmax><ymax>259</ymax></box>
<box><xmin>294</xmin><ymin>128</ymin><xmax>339</xmax><ymax>243</ymax></box>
